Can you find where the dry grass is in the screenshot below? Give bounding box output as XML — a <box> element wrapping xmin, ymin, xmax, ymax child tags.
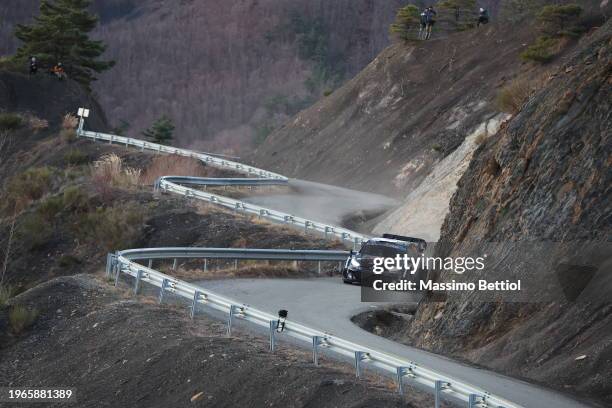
<box><xmin>62</xmin><ymin>113</ymin><xmax>79</xmax><ymax>130</ymax></box>
<box><xmin>141</xmin><ymin>154</ymin><xmax>208</xmax><ymax>185</ymax></box>
<box><xmin>167</xmin><ymin>262</ymin><xmax>305</xmax><ymax>281</ymax></box>
<box><xmin>91</xmin><ymin>154</ymin><xmax>141</xmax><ymax>192</ymax></box>
<box><xmin>495</xmin><ymin>78</ymin><xmax>541</xmax><ymax>115</ymax></box>
<box><xmin>28</xmin><ymin>116</ymin><xmax>49</xmax><ymax>132</ymax></box>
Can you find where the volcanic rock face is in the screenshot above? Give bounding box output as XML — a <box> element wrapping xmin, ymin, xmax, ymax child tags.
<box><xmin>406</xmin><ymin>21</ymin><xmax>611</xmax><ymax>404</ymax></box>
<box><xmin>0</xmin><ymin>0</ymin><xmax>402</xmax><ymax>150</ymax></box>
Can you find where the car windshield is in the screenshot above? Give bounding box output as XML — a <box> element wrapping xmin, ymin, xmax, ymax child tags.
<box><xmin>360</xmin><ymin>243</ymin><xmax>405</xmax><ymax>258</ymax></box>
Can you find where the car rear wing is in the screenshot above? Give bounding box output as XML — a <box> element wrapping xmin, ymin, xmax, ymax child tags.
<box><xmin>382</xmin><ymin>234</ymin><xmax>427</xmax><ymax>251</ymax></box>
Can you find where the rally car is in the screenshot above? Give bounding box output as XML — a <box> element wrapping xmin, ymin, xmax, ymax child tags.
<box><xmin>342</xmin><ymin>234</ymin><xmax>427</xmax><ymax>285</ymax></box>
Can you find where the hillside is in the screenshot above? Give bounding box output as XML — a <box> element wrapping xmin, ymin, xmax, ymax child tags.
<box><xmin>0</xmin><ymin>275</ymin><xmax>413</xmax><ymax>408</ymax></box>
<box><xmin>252</xmin><ymin>24</ymin><xmax>533</xmax><ymax>197</ymax></box>
<box><xmin>0</xmin><ymin>71</ymin><xmax>342</xmax><ymax>292</ymax></box>
<box><xmin>367</xmin><ymin>20</ymin><xmax>612</xmax><ymax>406</ymax></box>
<box><xmin>0</xmin><ymin>0</ymin><xmax>402</xmax><ymax>152</ymax></box>
<box><xmin>0</xmin><ymin>71</ymin><xmax>434</xmax><ymax>408</ymax></box>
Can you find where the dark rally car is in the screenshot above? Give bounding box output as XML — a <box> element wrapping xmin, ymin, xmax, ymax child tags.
<box><xmin>342</xmin><ymin>234</ymin><xmax>427</xmax><ymax>285</ymax></box>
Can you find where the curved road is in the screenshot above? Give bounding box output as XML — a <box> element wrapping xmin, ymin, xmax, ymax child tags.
<box><xmin>196</xmin><ymin>277</ymin><xmax>590</xmax><ymax>408</ymax></box>
<box><xmin>77</xmin><ymin>121</ymin><xmax>591</xmax><ymax>408</ymax></box>
<box><xmin>199</xmin><ymin>180</ymin><xmax>589</xmax><ymax>408</ymax></box>
<box><xmin>244</xmin><ymin>179</ymin><xmax>397</xmax><ymax>227</ymax></box>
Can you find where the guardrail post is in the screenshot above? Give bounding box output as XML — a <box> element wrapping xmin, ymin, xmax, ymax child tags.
<box><xmin>227</xmin><ymin>305</ymin><xmax>238</xmax><ymax>336</ymax></box>
<box><xmin>134</xmin><ymin>270</ymin><xmax>143</xmax><ymax>295</ymax></box>
<box><xmin>105</xmin><ymin>253</ymin><xmax>115</xmax><ymax>278</ymax></box>
<box><xmin>172</xmin><ymin>258</ymin><xmax>178</xmax><ymax>270</ymax></box>
<box><xmin>190</xmin><ymin>290</ymin><xmax>201</xmax><ymax>319</ymax></box>
<box><xmin>312</xmin><ymin>336</ymin><xmax>325</xmax><ymax>366</ymax></box>
<box><xmin>159</xmin><ymin>279</ymin><xmax>168</xmax><ymax>304</ymax></box>
<box><xmin>354</xmin><ymin>351</ymin><xmax>368</xmax><ymax>378</ymax></box>
<box><xmin>269</xmin><ymin>320</ymin><xmax>277</xmax><ymax>352</ymax></box>
<box><xmin>396</xmin><ymin>367</ymin><xmax>408</xmax><ymax>395</ymax></box>
<box><xmin>434</xmin><ymin>380</ymin><xmax>448</xmax><ymax>408</ymax></box>
<box><xmin>234</xmin><ymin>259</ymin><xmax>238</xmax><ymax>270</ymax></box>
<box><xmin>125</xmin><ymin>138</ymin><xmax>129</xmax><ymax>148</ymax></box>
<box><xmin>317</xmin><ymin>261</ymin><xmax>321</xmax><ymax>274</ymax></box>
<box><xmin>148</xmin><ymin>259</ymin><xmax>153</xmax><ymax>268</ymax></box>
<box><xmin>204</xmin><ymin>258</ymin><xmax>208</xmax><ymax>272</ymax></box>
<box><xmin>114</xmin><ymin>262</ymin><xmax>121</xmax><ymax>286</ymax></box>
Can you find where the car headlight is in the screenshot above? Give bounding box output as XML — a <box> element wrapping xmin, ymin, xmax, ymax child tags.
<box><xmin>350</xmin><ymin>258</ymin><xmax>361</xmax><ymax>269</ymax></box>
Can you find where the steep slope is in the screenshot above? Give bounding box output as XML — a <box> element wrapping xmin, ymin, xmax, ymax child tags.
<box><xmin>0</xmin><ymin>71</ymin><xmax>107</xmax><ymax>130</ymax></box>
<box><xmin>0</xmin><ymin>0</ymin><xmax>401</xmax><ymax>151</ymax></box>
<box><xmin>252</xmin><ymin>25</ymin><xmax>534</xmax><ymax>197</ymax></box>
<box><xmin>397</xmin><ymin>21</ymin><xmax>611</xmax><ymax>405</ymax></box>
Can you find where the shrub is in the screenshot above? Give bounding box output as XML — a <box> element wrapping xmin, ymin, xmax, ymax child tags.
<box><xmin>141</xmin><ymin>154</ymin><xmax>207</xmax><ymax>185</ymax></box>
<box><xmin>6</xmin><ymin>167</ymin><xmax>53</xmax><ymax>208</ymax></box>
<box><xmin>0</xmin><ymin>56</ymin><xmax>23</xmax><ymax>72</ymax></box>
<box><xmin>18</xmin><ymin>212</ymin><xmax>53</xmax><ymax>250</ymax></box>
<box><xmin>495</xmin><ymin>78</ymin><xmax>538</xmax><ymax>114</ymax></box>
<box><xmin>62</xmin><ymin>186</ymin><xmax>89</xmax><ymax>211</ymax></box>
<box><xmin>537</xmin><ymin>4</ymin><xmax>583</xmax><ymax>38</ymax></box>
<box><xmin>37</xmin><ymin>195</ymin><xmax>64</xmax><ymax>220</ymax></box>
<box><xmin>323</xmin><ymin>89</ymin><xmax>333</xmax><ymax>97</ymax></box>
<box><xmin>520</xmin><ymin>36</ymin><xmax>560</xmax><ymax>63</ymax></box>
<box><xmin>390</xmin><ymin>5</ymin><xmax>421</xmax><ymax>41</ymax></box>
<box><xmin>63</xmin><ymin>148</ymin><xmax>88</xmax><ymax>166</ymax></box>
<box><xmin>0</xmin><ymin>113</ymin><xmax>24</xmax><ymax>131</ymax></box>
<box><xmin>76</xmin><ymin>204</ymin><xmax>145</xmax><ymax>251</ymax></box>
<box><xmin>28</xmin><ymin>116</ymin><xmax>49</xmax><ymax>132</ymax></box>
<box><xmin>62</xmin><ymin>113</ymin><xmax>79</xmax><ymax>130</ymax></box>
<box><xmin>0</xmin><ymin>284</ymin><xmax>15</xmax><ymax>306</ymax></box>
<box><xmin>9</xmin><ymin>305</ymin><xmax>38</xmax><ymax>334</ymax></box>
<box><xmin>432</xmin><ymin>143</ymin><xmax>443</xmax><ymax>152</ymax></box>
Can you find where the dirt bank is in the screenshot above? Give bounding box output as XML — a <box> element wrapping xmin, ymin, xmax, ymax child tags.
<box><xmin>0</xmin><ymin>274</ymin><xmax>427</xmax><ymax>408</ymax></box>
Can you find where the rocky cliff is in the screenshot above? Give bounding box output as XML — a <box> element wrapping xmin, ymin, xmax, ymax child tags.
<box><xmin>402</xmin><ymin>21</ymin><xmax>611</xmax><ymax>405</ymax></box>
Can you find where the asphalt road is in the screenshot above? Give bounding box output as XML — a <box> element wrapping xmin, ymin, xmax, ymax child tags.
<box><xmin>195</xmin><ymin>278</ymin><xmax>590</xmax><ymax>408</ymax></box>
<box><xmin>244</xmin><ymin>179</ymin><xmax>397</xmax><ymax>227</ymax></box>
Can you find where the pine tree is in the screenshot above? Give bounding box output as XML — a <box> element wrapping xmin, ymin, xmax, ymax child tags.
<box><xmin>14</xmin><ymin>0</ymin><xmax>114</xmax><ymax>87</ymax></box>
<box><xmin>142</xmin><ymin>116</ymin><xmax>175</xmax><ymax>145</ymax></box>
<box><xmin>390</xmin><ymin>5</ymin><xmax>421</xmax><ymax>41</ymax></box>
<box><xmin>537</xmin><ymin>4</ymin><xmax>583</xmax><ymax>37</ymax></box>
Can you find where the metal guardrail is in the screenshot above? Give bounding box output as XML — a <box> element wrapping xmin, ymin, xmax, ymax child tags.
<box><xmin>79</xmin><ymin>112</ymin><xmax>521</xmax><ymax>408</ymax></box>
<box><xmin>106</xmin><ymin>249</ymin><xmax>519</xmax><ymax>408</ymax></box>
<box><xmin>77</xmin><ymin>122</ymin><xmax>368</xmax><ymax>249</ymax></box>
